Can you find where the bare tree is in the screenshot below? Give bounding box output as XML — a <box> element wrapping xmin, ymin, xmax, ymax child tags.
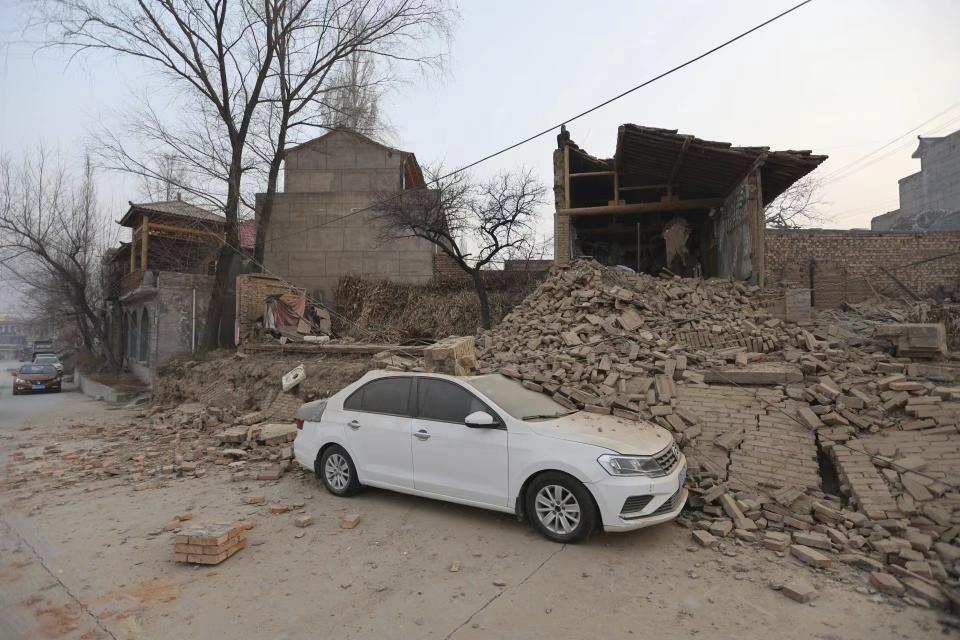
<box><xmin>764</xmin><ymin>175</ymin><xmax>825</xmax><ymax>228</ymax></box>
<box><xmin>251</xmin><ymin>0</ymin><xmax>450</xmax><ymax>266</ymax></box>
<box><xmin>319</xmin><ymin>50</ymin><xmax>395</xmax><ymax>141</ymax></box>
<box><xmin>137</xmin><ymin>153</ymin><xmax>189</xmax><ymax>202</ymax></box>
<box><xmin>376</xmin><ymin>167</ymin><xmax>545</xmax><ymax>329</ymax></box>
<box><xmin>0</xmin><ymin>150</ymin><xmax>116</xmax><ymax>365</ymax></box>
<box><xmin>43</xmin><ymin>0</ymin><xmax>283</xmax><ymax>348</ymax></box>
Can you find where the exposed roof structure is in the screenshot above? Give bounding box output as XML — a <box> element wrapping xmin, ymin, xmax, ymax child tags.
<box><xmin>118</xmin><ymin>199</ymin><xmax>224</xmax><ymax>227</ymax></box>
<box><xmin>567</xmin><ymin>124</ymin><xmax>827</xmax><ymax>206</ymax></box>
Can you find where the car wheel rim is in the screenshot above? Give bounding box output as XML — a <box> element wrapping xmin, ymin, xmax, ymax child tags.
<box><xmin>325</xmin><ymin>453</ymin><xmax>350</xmax><ymax>491</ymax></box>
<box><xmin>534</xmin><ymin>484</ymin><xmax>581</xmax><ymax>535</ymax></box>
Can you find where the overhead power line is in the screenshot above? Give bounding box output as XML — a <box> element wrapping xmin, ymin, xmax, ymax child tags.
<box><xmin>821</xmin><ymin>101</ymin><xmax>960</xmax><ymax>184</ymax></box>
<box><xmin>262</xmin><ymin>0</ymin><xmax>816</xmax><ymax>246</ymax></box>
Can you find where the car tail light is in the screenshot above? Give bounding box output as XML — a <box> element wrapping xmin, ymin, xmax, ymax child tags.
<box><xmin>295</xmin><ymin>418</ymin><xmax>304</xmax><ymax>430</ymax></box>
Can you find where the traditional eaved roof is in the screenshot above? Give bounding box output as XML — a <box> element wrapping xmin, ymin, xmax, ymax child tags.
<box><xmin>118</xmin><ymin>199</ymin><xmax>224</xmax><ymax>227</ymax></box>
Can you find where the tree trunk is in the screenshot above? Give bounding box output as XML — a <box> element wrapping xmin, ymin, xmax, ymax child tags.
<box><xmin>253</xmin><ymin>122</ymin><xmax>287</xmax><ymax>268</ymax></box>
<box><xmin>470</xmin><ymin>270</ymin><xmax>492</xmax><ymax>330</ymax></box>
<box><xmin>204</xmin><ymin>148</ymin><xmax>243</xmax><ymax>349</ymax></box>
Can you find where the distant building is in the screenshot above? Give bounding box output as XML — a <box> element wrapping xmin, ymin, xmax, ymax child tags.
<box><xmin>257</xmin><ymin>130</ymin><xmax>438</xmax><ymax>304</ymax></box>
<box><xmin>872</xmin><ymin>128</ymin><xmax>960</xmax><ymax>231</ymax></box>
<box><xmin>0</xmin><ymin>316</ymin><xmax>30</xmax><ymax>359</ymax></box>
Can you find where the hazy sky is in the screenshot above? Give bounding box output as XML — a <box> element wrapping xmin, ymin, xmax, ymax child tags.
<box><xmin>1</xmin><ymin>0</ymin><xmax>959</xmax><ymax>236</ymax></box>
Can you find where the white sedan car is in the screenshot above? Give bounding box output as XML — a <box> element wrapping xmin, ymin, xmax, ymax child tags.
<box><xmin>294</xmin><ymin>371</ymin><xmax>687</xmax><ymax>542</ymax></box>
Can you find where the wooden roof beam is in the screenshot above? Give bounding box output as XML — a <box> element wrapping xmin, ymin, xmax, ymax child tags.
<box><xmin>666</xmin><ymin>136</ymin><xmax>693</xmax><ymax>196</ymax></box>
<box><xmin>560</xmin><ymin>197</ymin><xmax>722</xmax><ymax>217</ymax></box>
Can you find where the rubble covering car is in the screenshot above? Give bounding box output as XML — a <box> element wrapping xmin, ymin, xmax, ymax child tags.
<box><xmin>294</xmin><ymin>370</ymin><xmax>687</xmax><ymax>542</ymax></box>
<box><xmin>12</xmin><ymin>364</ymin><xmax>62</xmax><ymax>394</ymax></box>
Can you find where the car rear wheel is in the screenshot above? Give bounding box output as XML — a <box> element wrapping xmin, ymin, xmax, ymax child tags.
<box><xmin>318</xmin><ymin>445</ymin><xmax>361</xmax><ymax>497</ymax></box>
<box><xmin>526</xmin><ymin>472</ymin><xmax>597</xmax><ymax>543</ymax></box>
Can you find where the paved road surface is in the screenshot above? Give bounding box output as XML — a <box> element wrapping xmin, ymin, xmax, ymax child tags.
<box><xmin>0</xmin><ymin>364</ymin><xmax>946</xmax><ymax>640</ymax></box>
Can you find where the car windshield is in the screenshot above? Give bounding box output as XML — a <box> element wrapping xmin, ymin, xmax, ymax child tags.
<box><xmin>464</xmin><ymin>374</ymin><xmax>576</xmax><ymax>421</ymax></box>
<box><xmin>35</xmin><ymin>356</ymin><xmax>59</xmax><ymax>364</ymax></box>
<box><xmin>21</xmin><ymin>365</ymin><xmax>55</xmax><ymax>374</ymax></box>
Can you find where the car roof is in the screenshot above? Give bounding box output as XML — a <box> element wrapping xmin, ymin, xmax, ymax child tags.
<box><xmin>357</xmin><ymin>370</ymin><xmax>484</xmax><ymax>384</ymax></box>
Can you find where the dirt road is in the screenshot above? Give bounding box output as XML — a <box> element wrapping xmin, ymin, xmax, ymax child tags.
<box><xmin>0</xmin><ymin>383</ymin><xmax>949</xmax><ymax>639</ymax></box>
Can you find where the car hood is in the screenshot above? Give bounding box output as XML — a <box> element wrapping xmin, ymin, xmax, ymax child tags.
<box><xmin>19</xmin><ymin>373</ymin><xmax>58</xmax><ymax>382</ymax></box>
<box><xmin>526</xmin><ymin>412</ymin><xmax>673</xmax><ymax>455</ymax></box>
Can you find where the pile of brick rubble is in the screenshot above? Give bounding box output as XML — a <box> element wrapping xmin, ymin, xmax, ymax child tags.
<box><xmin>4</xmin><ymin>403</ymin><xmax>301</xmax><ymax>492</ymax></box>
<box><xmin>476</xmin><ymin>259</ymin><xmax>959</xmax><ymax>609</ymax></box>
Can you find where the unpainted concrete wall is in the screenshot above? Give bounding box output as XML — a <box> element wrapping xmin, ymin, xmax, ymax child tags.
<box><xmin>261</xmin><ymin>131</ymin><xmax>435</xmax><ymax>303</ymax></box>
<box><xmin>116</xmin><ymin>271</ymin><xmax>214</xmax><ymax>384</ymax></box>
<box><xmin>901</xmin><ymin>130</ymin><xmax>960</xmax><ymax>217</ymax></box>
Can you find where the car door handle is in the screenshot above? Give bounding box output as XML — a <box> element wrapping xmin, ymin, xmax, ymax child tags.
<box><xmin>348</xmin><ymin>420</ymin><xmax>361</xmax><ymax>430</ymax></box>
<box><xmin>413</xmin><ymin>429</ymin><xmax>430</xmax><ymax>441</ymax></box>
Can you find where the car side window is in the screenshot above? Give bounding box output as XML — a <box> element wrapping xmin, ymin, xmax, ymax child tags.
<box><xmin>417</xmin><ymin>379</ymin><xmax>490</xmax><ymax>424</ymax></box>
<box><xmin>343</xmin><ymin>378</ymin><xmax>412</xmax><ymax>416</ymax></box>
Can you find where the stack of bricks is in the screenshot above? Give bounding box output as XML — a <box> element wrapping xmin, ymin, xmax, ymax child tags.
<box><xmin>423</xmin><ymin>335</ymin><xmax>477</xmax><ymax>376</ymax></box>
<box><xmin>174</xmin><ymin>523</ymin><xmax>247</xmax><ymax>565</ymax></box>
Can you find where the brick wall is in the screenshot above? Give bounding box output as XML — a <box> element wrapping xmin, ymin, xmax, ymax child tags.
<box><xmin>433</xmin><ymin>253</ymin><xmax>467</xmax><ymax>280</ymax></box>
<box><xmin>765</xmin><ymin>230</ymin><xmax>960</xmax><ymax>306</ymax></box>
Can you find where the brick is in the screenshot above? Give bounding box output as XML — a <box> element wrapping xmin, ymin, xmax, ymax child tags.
<box><xmin>781</xmin><ymin>579</ymin><xmax>817</xmax><ymax>603</ymax></box>
<box><xmin>294</xmin><ymin>515</ymin><xmax>314</xmax><ymax>528</ymax></box>
<box><xmin>793</xmin><ymin>531</ymin><xmax>832</xmax><ymax>551</ymax></box>
<box><xmin>762</xmin><ymin>531</ymin><xmax>792</xmax><ymax>552</ymax></box>
<box><xmin>790</xmin><ymin>544</ymin><xmax>832</xmax><ymax>568</ymax></box>
<box><xmin>268</xmin><ymin>504</ymin><xmax>290</xmax><ymax>514</ymax></box>
<box><xmin>869</xmin><ymin>572</ymin><xmax>905</xmax><ymax>595</ymax></box>
<box><xmin>902</xmin><ymin>578</ymin><xmax>948</xmax><ymax>607</ymax></box>
<box><xmin>340</xmin><ymin>513</ymin><xmax>362</xmax><ymax>529</ymax></box>
<box><xmin>242</xmin><ymin>495</ymin><xmax>266</xmax><ymax>505</ymax></box>
<box><xmin>691</xmin><ymin>530</ymin><xmax>717</xmax><ymax>547</ymax></box>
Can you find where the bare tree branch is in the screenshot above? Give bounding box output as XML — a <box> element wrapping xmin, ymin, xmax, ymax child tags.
<box><xmin>374</xmin><ymin>166</ymin><xmax>545</xmax><ymax>329</ymax></box>
<box><xmin>764</xmin><ymin>175</ymin><xmax>826</xmax><ymax>228</ymax></box>
<box><xmin>0</xmin><ymin>149</ymin><xmax>116</xmax><ymax>365</ymax></box>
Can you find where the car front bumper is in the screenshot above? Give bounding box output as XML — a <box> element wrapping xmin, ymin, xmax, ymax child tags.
<box><xmin>14</xmin><ymin>380</ymin><xmax>61</xmax><ymax>392</ymax></box>
<box><xmin>588</xmin><ymin>454</ymin><xmax>688</xmax><ymax>532</ymax></box>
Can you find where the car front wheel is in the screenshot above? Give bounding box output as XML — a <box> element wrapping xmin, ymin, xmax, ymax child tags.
<box><xmin>526</xmin><ymin>472</ymin><xmax>597</xmax><ymax>543</ymax></box>
<box><xmin>318</xmin><ymin>445</ymin><xmax>361</xmax><ymax>497</ymax></box>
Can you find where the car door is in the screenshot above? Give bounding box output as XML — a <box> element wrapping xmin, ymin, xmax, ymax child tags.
<box><xmin>341</xmin><ymin>377</ymin><xmax>415</xmax><ymax>489</ymax></box>
<box><xmin>411</xmin><ymin>378</ymin><xmax>509</xmax><ymax>507</ymax></box>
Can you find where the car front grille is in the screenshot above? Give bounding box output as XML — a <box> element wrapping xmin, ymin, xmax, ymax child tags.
<box><xmin>620</xmin><ymin>495</ymin><xmax>653</xmax><ymax>517</ymax></box>
<box><xmin>651</xmin><ymin>488</ymin><xmax>684</xmax><ymax>517</ymax></box>
<box><xmin>654</xmin><ymin>442</ymin><xmax>680</xmax><ymax>474</ymax></box>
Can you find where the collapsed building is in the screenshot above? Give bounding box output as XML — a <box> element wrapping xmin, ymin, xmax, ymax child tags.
<box><xmin>552</xmin><ymin>124</ymin><xmax>827</xmax><ymax>284</ymax></box>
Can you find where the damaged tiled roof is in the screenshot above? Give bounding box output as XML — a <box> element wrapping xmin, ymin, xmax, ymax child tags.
<box><xmin>614</xmin><ymin>124</ymin><xmax>828</xmax><ymax>205</ymax></box>
<box><xmin>119</xmin><ymin>199</ymin><xmax>224</xmax><ymax>227</ymax></box>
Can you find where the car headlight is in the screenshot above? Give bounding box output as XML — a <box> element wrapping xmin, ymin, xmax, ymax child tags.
<box><xmin>598</xmin><ymin>454</ymin><xmax>664</xmax><ymax>477</ymax></box>
<box><xmin>15</xmin><ymin>378</ymin><xmax>26</xmax><ymax>384</ymax></box>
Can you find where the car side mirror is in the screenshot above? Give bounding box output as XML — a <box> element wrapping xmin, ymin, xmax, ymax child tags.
<box><xmin>465</xmin><ymin>411</ymin><xmax>496</xmax><ymax>428</ymax></box>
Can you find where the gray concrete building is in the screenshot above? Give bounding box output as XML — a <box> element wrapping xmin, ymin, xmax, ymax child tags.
<box><xmin>258</xmin><ymin>130</ymin><xmax>437</xmax><ymax>303</ymax></box>
<box><xmin>872</xmin><ymin>128</ymin><xmax>960</xmax><ymax>231</ymax></box>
